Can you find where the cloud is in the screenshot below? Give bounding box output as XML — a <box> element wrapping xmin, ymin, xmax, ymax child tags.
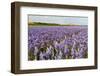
<box><xmin>29</xmin><ymin>15</ymin><xmax>88</xmax><ymax>25</ymax></box>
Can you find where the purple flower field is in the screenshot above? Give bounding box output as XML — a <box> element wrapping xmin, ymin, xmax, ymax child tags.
<box><xmin>28</xmin><ymin>26</ymin><xmax>88</xmax><ymax>60</ymax></box>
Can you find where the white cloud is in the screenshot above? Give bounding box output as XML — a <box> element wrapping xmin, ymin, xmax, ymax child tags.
<box><xmin>28</xmin><ymin>15</ymin><xmax>88</xmax><ymax>25</ymax></box>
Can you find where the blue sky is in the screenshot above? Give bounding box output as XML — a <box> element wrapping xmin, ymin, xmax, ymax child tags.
<box><xmin>28</xmin><ymin>15</ymin><xmax>88</xmax><ymax>25</ymax></box>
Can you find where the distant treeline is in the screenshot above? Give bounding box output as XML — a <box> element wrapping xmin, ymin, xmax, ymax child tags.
<box><xmin>28</xmin><ymin>22</ymin><xmax>62</xmax><ymax>26</ymax></box>
<box><xmin>28</xmin><ymin>22</ymin><xmax>80</xmax><ymax>26</ymax></box>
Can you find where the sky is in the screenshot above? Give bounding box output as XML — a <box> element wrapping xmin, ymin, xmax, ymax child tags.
<box><xmin>28</xmin><ymin>15</ymin><xmax>88</xmax><ymax>25</ymax></box>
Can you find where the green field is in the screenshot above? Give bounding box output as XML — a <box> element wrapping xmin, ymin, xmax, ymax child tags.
<box><xmin>28</xmin><ymin>22</ymin><xmax>80</xmax><ymax>26</ymax></box>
